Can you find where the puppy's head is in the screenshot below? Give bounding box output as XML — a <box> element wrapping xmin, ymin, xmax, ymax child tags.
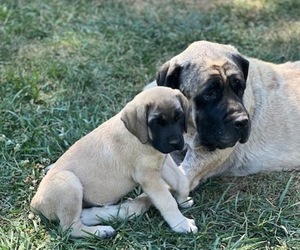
<box><xmin>156</xmin><ymin>41</ymin><xmax>251</xmax><ymax>151</ymax></box>
<box><xmin>121</xmin><ymin>86</ymin><xmax>189</xmax><ymax>154</ymax></box>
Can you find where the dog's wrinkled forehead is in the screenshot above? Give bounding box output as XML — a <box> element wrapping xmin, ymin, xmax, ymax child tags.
<box><xmin>177</xmin><ymin>41</ymin><xmax>239</xmax><ymax>61</ymax></box>
<box><xmin>174</xmin><ymin>41</ymin><xmax>243</xmax><ymax>96</ymax></box>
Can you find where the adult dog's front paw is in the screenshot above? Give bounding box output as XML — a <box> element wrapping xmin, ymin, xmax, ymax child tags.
<box><xmin>178</xmin><ymin>196</ymin><xmax>194</xmax><ymax>208</ymax></box>
<box><xmin>172</xmin><ymin>217</ymin><xmax>198</xmax><ymax>234</ymax></box>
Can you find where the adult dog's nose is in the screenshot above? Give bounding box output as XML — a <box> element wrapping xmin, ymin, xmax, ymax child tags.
<box><xmin>233</xmin><ymin>115</ymin><xmax>249</xmax><ymax>130</ymax></box>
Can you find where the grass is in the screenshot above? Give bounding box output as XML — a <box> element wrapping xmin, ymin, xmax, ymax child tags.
<box><xmin>0</xmin><ymin>0</ymin><xmax>300</xmax><ymax>249</ymax></box>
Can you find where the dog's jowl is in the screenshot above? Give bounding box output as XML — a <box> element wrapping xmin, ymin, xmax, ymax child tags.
<box><xmin>30</xmin><ymin>86</ymin><xmax>197</xmax><ymax>239</ymax></box>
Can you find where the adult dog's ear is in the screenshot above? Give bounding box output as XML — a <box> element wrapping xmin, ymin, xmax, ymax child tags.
<box><xmin>232</xmin><ymin>54</ymin><xmax>249</xmax><ymax>81</ymax></box>
<box><xmin>156</xmin><ymin>60</ymin><xmax>182</xmax><ymax>89</ymax></box>
<box><xmin>121</xmin><ymin>103</ymin><xmax>149</xmax><ymax>144</ymax></box>
<box><xmin>176</xmin><ymin>93</ymin><xmax>190</xmax><ymax>133</ymax></box>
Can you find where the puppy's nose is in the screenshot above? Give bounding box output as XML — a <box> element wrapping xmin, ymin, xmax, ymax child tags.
<box><xmin>168</xmin><ymin>135</ymin><xmax>182</xmax><ymax>146</ymax></box>
<box><xmin>233</xmin><ymin>116</ymin><xmax>249</xmax><ymax>130</ymax></box>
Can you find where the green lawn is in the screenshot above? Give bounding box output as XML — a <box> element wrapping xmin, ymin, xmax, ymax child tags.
<box><xmin>1</xmin><ymin>0</ymin><xmax>300</xmax><ymax>249</ymax></box>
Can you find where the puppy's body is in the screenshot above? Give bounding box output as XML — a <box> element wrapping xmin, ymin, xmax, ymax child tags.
<box><xmin>41</xmin><ymin>113</ymin><xmax>158</xmax><ymax>207</ymax></box>
<box><xmin>154</xmin><ymin>41</ymin><xmax>300</xmax><ymax>190</ymax></box>
<box><xmin>31</xmin><ymin>87</ymin><xmax>197</xmax><ymax>238</ymax></box>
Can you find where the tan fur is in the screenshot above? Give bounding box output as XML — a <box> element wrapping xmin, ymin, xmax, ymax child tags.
<box><xmin>150</xmin><ymin>41</ymin><xmax>300</xmax><ymax>191</ymax></box>
<box><xmin>30</xmin><ymin>86</ymin><xmax>197</xmax><ymax>239</ymax></box>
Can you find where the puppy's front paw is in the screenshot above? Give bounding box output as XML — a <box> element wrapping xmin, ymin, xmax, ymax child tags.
<box><xmin>172</xmin><ymin>217</ymin><xmax>198</xmax><ymax>234</ymax></box>
<box><xmin>186</xmin><ymin>218</ymin><xmax>198</xmax><ymax>233</ymax></box>
<box><xmin>178</xmin><ymin>197</ymin><xmax>194</xmax><ymax>208</ymax></box>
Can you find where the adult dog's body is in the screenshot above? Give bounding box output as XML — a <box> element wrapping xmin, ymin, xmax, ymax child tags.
<box><xmin>31</xmin><ymin>87</ymin><xmax>197</xmax><ymax>239</ymax></box>
<box><xmin>155</xmin><ymin>41</ymin><xmax>300</xmax><ymax>191</ymax></box>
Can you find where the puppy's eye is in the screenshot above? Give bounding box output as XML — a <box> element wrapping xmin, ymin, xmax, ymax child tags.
<box><xmin>175</xmin><ymin>112</ymin><xmax>184</xmax><ymax>122</ymax></box>
<box><xmin>150</xmin><ymin>117</ymin><xmax>165</xmax><ymax>126</ymax></box>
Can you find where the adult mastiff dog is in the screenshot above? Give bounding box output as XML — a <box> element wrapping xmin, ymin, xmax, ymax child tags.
<box><xmin>155</xmin><ymin>40</ymin><xmax>300</xmax><ymax>191</ymax></box>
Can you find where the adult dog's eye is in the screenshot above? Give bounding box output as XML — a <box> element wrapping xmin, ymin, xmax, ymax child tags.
<box><xmin>233</xmin><ymin>78</ymin><xmax>241</xmax><ymax>85</ymax></box>
<box><xmin>231</xmin><ymin>77</ymin><xmax>245</xmax><ymax>88</ymax></box>
<box><xmin>231</xmin><ymin>77</ymin><xmax>245</xmax><ymax>97</ymax></box>
<box><xmin>202</xmin><ymin>78</ymin><xmax>222</xmax><ymax>101</ymax></box>
<box><xmin>203</xmin><ymin>89</ymin><xmax>217</xmax><ymax>100</ymax></box>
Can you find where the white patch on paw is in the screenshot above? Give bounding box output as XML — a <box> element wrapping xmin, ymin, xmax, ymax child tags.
<box><xmin>178</xmin><ymin>197</ymin><xmax>194</xmax><ymax>208</ymax></box>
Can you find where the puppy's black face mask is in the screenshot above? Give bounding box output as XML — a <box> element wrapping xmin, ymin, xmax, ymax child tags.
<box><xmin>148</xmin><ymin>109</ymin><xmax>186</xmax><ymax>154</ymax></box>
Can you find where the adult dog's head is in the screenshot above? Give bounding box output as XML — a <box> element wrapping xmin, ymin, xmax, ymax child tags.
<box><xmin>121</xmin><ymin>86</ymin><xmax>189</xmax><ymax>154</ymax></box>
<box><xmin>156</xmin><ymin>41</ymin><xmax>251</xmax><ymax>151</ymax></box>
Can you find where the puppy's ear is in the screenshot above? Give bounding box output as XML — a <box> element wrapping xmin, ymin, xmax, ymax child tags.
<box><xmin>121</xmin><ymin>103</ymin><xmax>149</xmax><ymax>144</ymax></box>
<box><xmin>156</xmin><ymin>61</ymin><xmax>182</xmax><ymax>89</ymax></box>
<box><xmin>232</xmin><ymin>54</ymin><xmax>249</xmax><ymax>81</ymax></box>
<box><xmin>177</xmin><ymin>93</ymin><xmax>190</xmax><ymax>133</ymax></box>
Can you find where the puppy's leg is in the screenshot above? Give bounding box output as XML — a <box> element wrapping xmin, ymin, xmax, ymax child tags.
<box><xmin>31</xmin><ymin>171</ymin><xmax>116</xmax><ymax>239</ymax></box>
<box><xmin>81</xmin><ymin>193</ymin><xmax>152</xmax><ymax>225</ymax></box>
<box><xmin>134</xmin><ymin>170</ymin><xmax>198</xmax><ymax>234</ymax></box>
<box><xmin>161</xmin><ymin>154</ymin><xmax>194</xmax><ymax>208</ymax></box>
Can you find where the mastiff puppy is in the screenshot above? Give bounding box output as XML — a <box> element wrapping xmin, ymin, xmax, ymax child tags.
<box><xmin>31</xmin><ymin>87</ymin><xmax>197</xmax><ymax>239</ymax></box>
<box><xmin>155</xmin><ymin>40</ymin><xmax>300</xmax><ymax>191</ymax></box>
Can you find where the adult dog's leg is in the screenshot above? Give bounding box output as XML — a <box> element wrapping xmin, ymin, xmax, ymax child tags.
<box><xmin>31</xmin><ymin>171</ymin><xmax>116</xmax><ymax>238</ymax></box>
<box><xmin>161</xmin><ymin>154</ymin><xmax>194</xmax><ymax>208</ymax></box>
<box><xmin>81</xmin><ymin>193</ymin><xmax>152</xmax><ymax>225</ymax></box>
